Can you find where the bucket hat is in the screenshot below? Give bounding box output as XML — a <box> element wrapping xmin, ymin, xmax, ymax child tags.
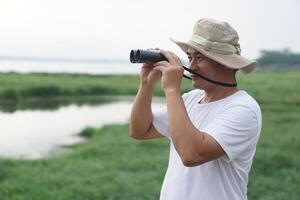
<box><xmin>170</xmin><ymin>18</ymin><xmax>257</xmax><ymax>74</ymax></box>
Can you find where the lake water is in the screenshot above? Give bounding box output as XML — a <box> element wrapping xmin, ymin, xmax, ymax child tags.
<box><xmin>0</xmin><ymin>96</ymin><xmax>165</xmax><ymax>159</ymax></box>
<box><xmin>0</xmin><ymin>59</ymin><xmax>140</xmax><ymax>75</ymax></box>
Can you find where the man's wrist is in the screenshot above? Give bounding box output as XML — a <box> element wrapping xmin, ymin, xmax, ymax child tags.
<box><xmin>139</xmin><ymin>83</ymin><xmax>156</xmax><ymax>92</ymax></box>
<box><xmin>164</xmin><ymin>88</ymin><xmax>181</xmax><ymax>96</ymax></box>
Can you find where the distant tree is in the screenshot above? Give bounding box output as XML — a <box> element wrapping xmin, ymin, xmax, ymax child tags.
<box><xmin>257</xmin><ymin>48</ymin><xmax>300</xmax><ymax>67</ymax></box>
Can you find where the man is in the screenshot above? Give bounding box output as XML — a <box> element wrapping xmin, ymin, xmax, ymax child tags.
<box><xmin>130</xmin><ymin>18</ymin><xmax>262</xmax><ymax>200</ymax></box>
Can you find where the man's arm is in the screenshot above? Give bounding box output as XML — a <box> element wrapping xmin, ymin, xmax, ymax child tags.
<box><xmin>165</xmin><ymin>89</ymin><xmax>225</xmax><ymax>166</ymax></box>
<box><xmin>130</xmin><ymin>84</ymin><xmax>164</xmax><ymax>140</ymax></box>
<box><xmin>153</xmin><ymin>50</ymin><xmax>225</xmax><ymax>166</ymax></box>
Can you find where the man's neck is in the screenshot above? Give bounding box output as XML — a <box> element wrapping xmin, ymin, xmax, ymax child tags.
<box><xmin>200</xmin><ymin>87</ymin><xmax>240</xmax><ymax>104</ymax></box>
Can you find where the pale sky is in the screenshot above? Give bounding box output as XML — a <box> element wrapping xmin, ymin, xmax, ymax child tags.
<box><xmin>0</xmin><ymin>0</ymin><xmax>299</xmax><ymax>60</ymax></box>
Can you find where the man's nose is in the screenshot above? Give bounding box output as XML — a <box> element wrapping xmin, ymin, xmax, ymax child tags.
<box><xmin>189</xmin><ymin>58</ymin><xmax>198</xmax><ymax>70</ymax></box>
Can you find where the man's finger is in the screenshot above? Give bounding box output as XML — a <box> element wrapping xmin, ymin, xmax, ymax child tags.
<box><xmin>154</xmin><ymin>61</ymin><xmax>170</xmax><ymax>68</ymax></box>
<box><xmin>153</xmin><ymin>65</ymin><xmax>167</xmax><ymax>73</ymax></box>
<box><xmin>168</xmin><ymin>51</ymin><xmax>181</xmax><ymax>63</ymax></box>
<box><xmin>160</xmin><ymin>50</ymin><xmax>178</xmax><ymax>64</ymax></box>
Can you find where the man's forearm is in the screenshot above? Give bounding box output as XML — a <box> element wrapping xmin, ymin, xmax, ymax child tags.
<box><xmin>165</xmin><ymin>89</ymin><xmax>204</xmax><ymax>160</ymax></box>
<box><xmin>130</xmin><ymin>84</ymin><xmax>155</xmax><ymax>138</ymax></box>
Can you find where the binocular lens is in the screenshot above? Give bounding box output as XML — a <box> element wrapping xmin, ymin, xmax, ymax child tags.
<box><xmin>130</xmin><ymin>50</ymin><xmax>137</xmax><ymax>63</ymax></box>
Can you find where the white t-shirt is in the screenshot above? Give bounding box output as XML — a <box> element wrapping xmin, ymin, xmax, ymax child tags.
<box><xmin>152</xmin><ymin>89</ymin><xmax>262</xmax><ymax>200</ymax></box>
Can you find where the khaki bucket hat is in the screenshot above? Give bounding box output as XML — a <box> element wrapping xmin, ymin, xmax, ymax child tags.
<box><xmin>170</xmin><ymin>18</ymin><xmax>257</xmax><ymax>74</ymax></box>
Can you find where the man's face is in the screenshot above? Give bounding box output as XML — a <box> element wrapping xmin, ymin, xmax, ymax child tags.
<box><xmin>187</xmin><ymin>48</ymin><xmax>233</xmax><ymax>90</ymax></box>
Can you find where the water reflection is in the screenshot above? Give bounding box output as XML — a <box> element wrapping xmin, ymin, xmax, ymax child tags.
<box><xmin>0</xmin><ymin>96</ymin><xmax>165</xmax><ymax>159</ymax></box>
<box><xmin>0</xmin><ymin>95</ymin><xmax>120</xmax><ymax>113</ymax></box>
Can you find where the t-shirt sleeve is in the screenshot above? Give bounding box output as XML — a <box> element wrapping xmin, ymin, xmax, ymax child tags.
<box><xmin>152</xmin><ymin>106</ymin><xmax>170</xmax><ymax>139</ymax></box>
<box><xmin>202</xmin><ymin>105</ymin><xmax>260</xmax><ymax>162</ymax></box>
<box><xmin>152</xmin><ymin>91</ymin><xmax>195</xmax><ymax>140</ymax></box>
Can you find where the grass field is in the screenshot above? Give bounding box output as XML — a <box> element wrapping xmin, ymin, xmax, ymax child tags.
<box><xmin>0</xmin><ymin>69</ymin><xmax>299</xmax><ymax>199</ymax></box>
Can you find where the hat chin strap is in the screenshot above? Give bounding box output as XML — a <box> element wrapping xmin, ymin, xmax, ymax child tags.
<box><xmin>182</xmin><ymin>66</ymin><xmax>237</xmax><ymax>87</ymax></box>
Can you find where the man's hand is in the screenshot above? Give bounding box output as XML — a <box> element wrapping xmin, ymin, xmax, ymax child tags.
<box><xmin>130</xmin><ymin>48</ymin><xmax>165</xmax><ymax>141</ymax></box>
<box><xmin>140</xmin><ymin>48</ymin><xmax>163</xmax><ymax>87</ymax></box>
<box><xmin>140</xmin><ymin>62</ymin><xmax>162</xmax><ymax>87</ymax></box>
<box><xmin>153</xmin><ymin>50</ymin><xmax>184</xmax><ymax>92</ymax></box>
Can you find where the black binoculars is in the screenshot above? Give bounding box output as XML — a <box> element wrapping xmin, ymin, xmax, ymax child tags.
<box><xmin>130</xmin><ymin>49</ymin><xmax>168</xmax><ymax>63</ymax></box>
<box><xmin>130</xmin><ymin>49</ymin><xmax>192</xmax><ymax>80</ymax></box>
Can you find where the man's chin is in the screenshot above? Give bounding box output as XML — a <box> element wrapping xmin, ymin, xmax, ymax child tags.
<box><xmin>192</xmin><ymin>79</ymin><xmax>207</xmax><ymax>90</ymax></box>
<box><xmin>192</xmin><ymin>81</ymin><xmax>202</xmax><ymax>89</ymax></box>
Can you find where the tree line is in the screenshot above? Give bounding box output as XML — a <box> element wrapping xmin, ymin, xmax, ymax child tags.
<box><xmin>257</xmin><ymin>49</ymin><xmax>300</xmax><ymax>68</ymax></box>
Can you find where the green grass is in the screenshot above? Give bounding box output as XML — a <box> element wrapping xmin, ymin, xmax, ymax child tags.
<box><xmin>1</xmin><ymin>69</ymin><xmax>300</xmax><ymax>105</ymax></box>
<box><xmin>0</xmin><ymin>69</ymin><xmax>299</xmax><ymax>199</ymax></box>
<box><xmin>0</xmin><ymin>73</ymin><xmax>141</xmax><ymax>101</ymax></box>
<box><xmin>0</xmin><ymin>72</ymin><xmax>192</xmax><ymax>102</ymax></box>
<box><xmin>236</xmin><ymin>69</ymin><xmax>300</xmax><ymax>105</ymax></box>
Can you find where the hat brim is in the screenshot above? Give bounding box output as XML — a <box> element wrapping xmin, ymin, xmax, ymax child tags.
<box><xmin>170</xmin><ymin>38</ymin><xmax>257</xmax><ymax>74</ymax></box>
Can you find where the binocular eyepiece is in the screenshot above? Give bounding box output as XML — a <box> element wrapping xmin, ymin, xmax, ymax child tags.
<box><xmin>130</xmin><ymin>49</ymin><xmax>168</xmax><ymax>63</ymax></box>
